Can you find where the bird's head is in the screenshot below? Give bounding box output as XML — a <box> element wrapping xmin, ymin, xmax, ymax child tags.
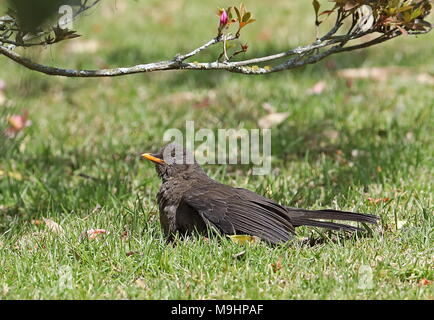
<box><xmin>142</xmin><ymin>143</ymin><xmax>204</xmax><ymax>181</ymax></box>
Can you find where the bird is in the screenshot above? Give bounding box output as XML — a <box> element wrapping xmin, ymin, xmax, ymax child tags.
<box><xmin>142</xmin><ymin>143</ymin><xmax>379</xmax><ymax>244</ymax></box>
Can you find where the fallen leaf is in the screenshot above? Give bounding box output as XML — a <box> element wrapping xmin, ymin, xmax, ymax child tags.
<box><xmin>419</xmin><ymin>278</ymin><xmax>432</xmax><ymax>286</ymax></box>
<box><xmin>1</xmin><ymin>284</ymin><xmax>9</xmax><ymax>296</ymax></box>
<box><xmin>31</xmin><ymin>219</ymin><xmax>43</xmax><ymax>226</ymax></box>
<box><xmin>134</xmin><ymin>278</ymin><xmax>148</xmax><ymax>290</ymax></box>
<box><xmin>228</xmin><ymin>234</ymin><xmax>261</xmax><ymax>245</ymax></box>
<box><xmin>351</xmin><ymin>149</ymin><xmax>363</xmax><ymax>158</ymax></box>
<box><xmin>126</xmin><ymin>251</ymin><xmax>139</xmax><ymax>257</ymax></box>
<box><xmin>194</xmin><ymin>97</ymin><xmax>211</xmax><ymax>109</ymax></box>
<box><xmin>307</xmin><ymin>81</ymin><xmax>327</xmax><ymax>95</ymax></box>
<box><xmin>405</xmin><ymin>132</ymin><xmax>414</xmax><ymax>142</ymax></box>
<box><xmin>271</xmin><ymin>260</ymin><xmax>282</xmax><ymax>273</ymax></box>
<box><xmin>262</xmin><ymin>102</ymin><xmax>277</xmax><ymax>114</ymax></box>
<box><xmin>336</xmin><ymin>67</ymin><xmax>403</xmax><ymax>82</ymax></box>
<box><xmin>232</xmin><ymin>251</ymin><xmax>246</xmax><ymax>259</ymax></box>
<box><xmin>120</xmin><ymin>230</ymin><xmax>129</xmax><ymax>240</ymax></box>
<box><xmin>43</xmin><ymin>218</ymin><xmax>64</xmax><ymax>235</ymax></box>
<box><xmin>84</xmin><ymin>228</ymin><xmax>108</xmax><ymax>239</ymax></box>
<box><xmin>169</xmin><ymin>90</ymin><xmax>216</xmax><ymax>107</ymax></box>
<box><xmin>396</xmin><ymin>220</ymin><xmax>407</xmax><ymax>230</ymax></box>
<box><xmin>324</xmin><ymin>129</ymin><xmax>340</xmax><ymax>140</ymax></box>
<box><xmin>337</xmin><ymin>68</ymin><xmax>434</xmax><ymax>86</ymax></box>
<box><xmin>417</xmin><ymin>73</ymin><xmax>434</xmax><ymax>85</ymax></box>
<box><xmin>367</xmin><ymin>197</ymin><xmax>391</xmax><ymax>204</ymax></box>
<box><xmin>258</xmin><ymin>112</ymin><xmax>289</xmax><ymax>129</ymax></box>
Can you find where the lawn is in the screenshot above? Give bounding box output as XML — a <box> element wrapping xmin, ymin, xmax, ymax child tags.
<box><xmin>0</xmin><ymin>0</ymin><xmax>433</xmax><ymax>299</ymax></box>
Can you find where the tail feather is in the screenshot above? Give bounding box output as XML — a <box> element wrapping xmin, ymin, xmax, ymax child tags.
<box><xmin>285</xmin><ymin>207</ymin><xmax>379</xmax><ymax>232</ymax></box>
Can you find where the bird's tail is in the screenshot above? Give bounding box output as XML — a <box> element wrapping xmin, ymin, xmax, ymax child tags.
<box><xmin>285</xmin><ymin>207</ymin><xmax>379</xmax><ymax>232</ymax></box>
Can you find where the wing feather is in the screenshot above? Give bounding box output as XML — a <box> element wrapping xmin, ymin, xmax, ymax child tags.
<box><xmin>180</xmin><ymin>183</ymin><xmax>295</xmax><ymax>244</ymax></box>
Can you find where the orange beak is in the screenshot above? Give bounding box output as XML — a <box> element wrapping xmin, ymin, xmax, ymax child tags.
<box><xmin>141</xmin><ymin>153</ymin><xmax>165</xmax><ymax>164</ymax></box>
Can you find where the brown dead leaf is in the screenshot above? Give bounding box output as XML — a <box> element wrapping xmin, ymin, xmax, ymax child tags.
<box><xmin>134</xmin><ymin>278</ymin><xmax>149</xmax><ymax>290</ymax></box>
<box><xmin>405</xmin><ymin>131</ymin><xmax>414</xmax><ymax>142</ymax></box>
<box><xmin>324</xmin><ymin>129</ymin><xmax>340</xmax><ymax>141</ymax></box>
<box><xmin>31</xmin><ymin>219</ymin><xmax>43</xmax><ymax>226</ymax></box>
<box><xmin>170</xmin><ymin>90</ymin><xmax>216</xmax><ymax>108</ymax></box>
<box><xmin>262</xmin><ymin>102</ymin><xmax>277</xmax><ymax>114</ymax></box>
<box><xmin>85</xmin><ymin>228</ymin><xmax>108</xmax><ymax>239</ymax></box>
<box><xmin>1</xmin><ymin>284</ymin><xmax>9</xmax><ymax>296</ymax></box>
<box><xmin>271</xmin><ymin>260</ymin><xmax>283</xmax><ymax>273</ymax></box>
<box><xmin>419</xmin><ymin>278</ymin><xmax>432</xmax><ymax>286</ymax></box>
<box><xmin>336</xmin><ymin>67</ymin><xmax>404</xmax><ymax>82</ymax></box>
<box><xmin>126</xmin><ymin>251</ymin><xmax>139</xmax><ymax>257</ymax></box>
<box><xmin>258</xmin><ymin>112</ymin><xmax>289</xmax><ymax>129</ymax></box>
<box><xmin>336</xmin><ymin>67</ymin><xmax>434</xmax><ymax>86</ymax></box>
<box><xmin>43</xmin><ymin>218</ymin><xmax>64</xmax><ymax>235</ymax></box>
<box><xmin>417</xmin><ymin>73</ymin><xmax>434</xmax><ymax>85</ymax></box>
<box><xmin>307</xmin><ymin>81</ymin><xmax>327</xmax><ymax>95</ymax></box>
<box><xmin>396</xmin><ymin>220</ymin><xmax>407</xmax><ymax>230</ymax></box>
<box><xmin>120</xmin><ymin>230</ymin><xmax>130</xmax><ymax>240</ymax></box>
<box><xmin>194</xmin><ymin>91</ymin><xmax>217</xmax><ymax>109</ymax></box>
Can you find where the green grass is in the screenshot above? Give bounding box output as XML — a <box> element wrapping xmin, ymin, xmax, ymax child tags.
<box><xmin>0</xmin><ymin>0</ymin><xmax>433</xmax><ymax>299</ymax></box>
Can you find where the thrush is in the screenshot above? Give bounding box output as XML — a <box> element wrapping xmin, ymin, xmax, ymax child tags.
<box><xmin>142</xmin><ymin>143</ymin><xmax>379</xmax><ymax>244</ymax></box>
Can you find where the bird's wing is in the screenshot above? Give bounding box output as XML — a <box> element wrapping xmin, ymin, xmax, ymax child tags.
<box><xmin>180</xmin><ymin>183</ymin><xmax>295</xmax><ymax>244</ymax></box>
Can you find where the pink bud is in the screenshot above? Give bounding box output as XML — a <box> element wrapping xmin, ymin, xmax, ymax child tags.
<box><xmin>220</xmin><ymin>10</ymin><xmax>228</xmax><ymax>27</ymax></box>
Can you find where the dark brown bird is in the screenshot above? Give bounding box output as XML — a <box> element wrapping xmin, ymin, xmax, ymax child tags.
<box><xmin>142</xmin><ymin>143</ymin><xmax>379</xmax><ymax>244</ymax></box>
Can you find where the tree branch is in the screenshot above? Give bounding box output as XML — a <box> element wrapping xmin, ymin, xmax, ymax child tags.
<box><xmin>0</xmin><ymin>29</ymin><xmax>400</xmax><ymax>77</ymax></box>
<box><xmin>0</xmin><ymin>1</ymin><xmax>432</xmax><ymax>77</ymax></box>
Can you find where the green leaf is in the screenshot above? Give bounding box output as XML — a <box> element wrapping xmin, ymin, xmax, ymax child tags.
<box><xmin>234</xmin><ymin>6</ymin><xmax>241</xmax><ymax>22</ymax></box>
<box><xmin>313</xmin><ymin>0</ymin><xmax>321</xmax><ymax>26</ymax></box>
<box><xmin>313</xmin><ymin>0</ymin><xmax>321</xmax><ymax>16</ymax></box>
<box><xmin>242</xmin><ymin>12</ymin><xmax>251</xmax><ymax>23</ymax></box>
